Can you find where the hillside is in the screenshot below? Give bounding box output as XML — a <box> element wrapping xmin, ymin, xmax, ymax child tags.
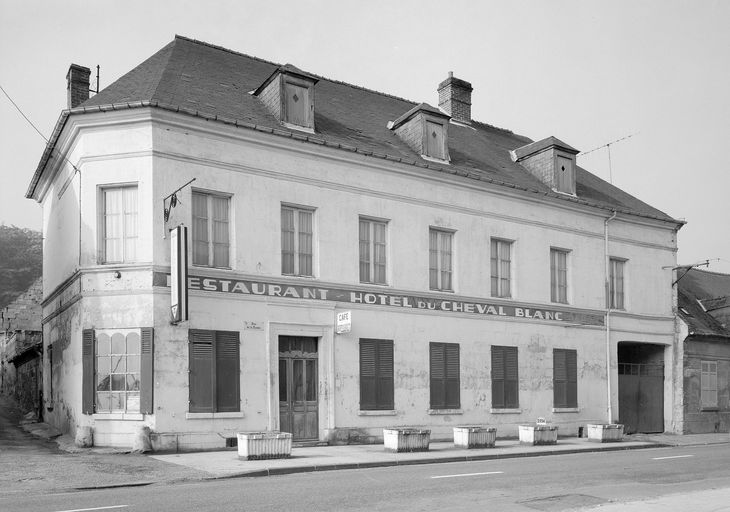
<box><xmin>0</xmin><ymin>225</ymin><xmax>42</xmax><ymax>310</ymax></box>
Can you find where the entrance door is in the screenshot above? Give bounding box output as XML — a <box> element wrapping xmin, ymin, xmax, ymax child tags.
<box><xmin>618</xmin><ymin>362</ymin><xmax>664</xmax><ymax>433</ymax></box>
<box><xmin>278</xmin><ymin>336</ymin><xmax>318</xmax><ymax>441</ymax></box>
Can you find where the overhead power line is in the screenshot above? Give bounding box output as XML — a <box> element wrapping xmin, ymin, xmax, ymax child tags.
<box><xmin>578</xmin><ymin>133</ymin><xmax>639</xmax><ymax>184</ymax></box>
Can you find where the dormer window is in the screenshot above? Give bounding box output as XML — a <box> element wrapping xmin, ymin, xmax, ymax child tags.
<box><xmin>389</xmin><ymin>103</ymin><xmax>450</xmax><ymax>163</ymax></box>
<box><xmin>254</xmin><ymin>64</ymin><xmax>318</xmax><ymax>132</ymax></box>
<box><xmin>556</xmin><ymin>155</ymin><xmax>575</xmax><ymax>195</ymax></box>
<box><xmin>511</xmin><ymin>136</ymin><xmax>579</xmax><ymax>196</ymax></box>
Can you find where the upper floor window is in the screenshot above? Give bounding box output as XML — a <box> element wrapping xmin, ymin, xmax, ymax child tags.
<box><xmin>608</xmin><ymin>258</ymin><xmax>625</xmax><ymax>309</ymax></box>
<box><xmin>550</xmin><ymin>248</ymin><xmax>569</xmax><ymax>304</ymax></box>
<box><xmin>359</xmin><ymin>218</ymin><xmax>387</xmax><ymax>285</ymax></box>
<box><xmin>425</xmin><ymin>121</ymin><xmax>446</xmax><ymax>160</ymax></box>
<box><xmin>429</xmin><ymin>228</ymin><xmax>453</xmax><ymax>291</ymax></box>
<box><xmin>102</xmin><ymin>185</ymin><xmax>138</xmax><ymax>263</ymax></box>
<box><xmin>701</xmin><ymin>360</ymin><xmax>718</xmax><ymax>409</ymax></box>
<box><xmin>282</xmin><ymin>205</ymin><xmax>314</xmax><ymax>277</ymax></box>
<box><xmin>283</xmin><ymin>80</ymin><xmax>313</xmax><ymax>129</ymax></box>
<box><xmin>192</xmin><ymin>191</ymin><xmax>230</xmax><ymax>268</ymax></box>
<box><xmin>490</xmin><ymin>238</ymin><xmax>512</xmax><ymax>298</ymax></box>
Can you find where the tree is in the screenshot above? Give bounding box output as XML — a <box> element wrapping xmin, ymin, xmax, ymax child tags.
<box><xmin>0</xmin><ymin>225</ymin><xmax>42</xmax><ymax>310</ymax></box>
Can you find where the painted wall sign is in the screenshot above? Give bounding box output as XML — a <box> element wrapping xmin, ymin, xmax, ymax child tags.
<box><xmin>169</xmin><ymin>226</ymin><xmax>189</xmax><ymax>324</ymax></box>
<box><xmin>336</xmin><ymin>311</ymin><xmax>352</xmax><ymax>334</ymax></box>
<box><xmin>152</xmin><ymin>273</ymin><xmax>604</xmax><ymax>326</ymax></box>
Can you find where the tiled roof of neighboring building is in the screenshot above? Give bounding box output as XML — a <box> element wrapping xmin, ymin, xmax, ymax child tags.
<box><xmin>678</xmin><ymin>268</ymin><xmax>730</xmax><ymax>338</ymax></box>
<box><xmin>31</xmin><ymin>36</ymin><xmax>680</xmax><ymax>224</ymax></box>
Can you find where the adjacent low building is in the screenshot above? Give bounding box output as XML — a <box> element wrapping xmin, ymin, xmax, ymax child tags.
<box><xmin>27</xmin><ymin>36</ymin><xmax>684</xmax><ymax>450</ymax></box>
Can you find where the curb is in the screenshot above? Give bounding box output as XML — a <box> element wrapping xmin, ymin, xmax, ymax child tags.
<box><xmin>207</xmin><ymin>441</ymin><xmax>666</xmax><ymax>480</ymax></box>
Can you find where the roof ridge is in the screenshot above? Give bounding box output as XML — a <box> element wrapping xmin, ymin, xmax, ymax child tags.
<box><xmin>687</xmin><ymin>267</ymin><xmax>730</xmax><ymax>278</ymax></box>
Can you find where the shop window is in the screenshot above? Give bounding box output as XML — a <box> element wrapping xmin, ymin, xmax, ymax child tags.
<box><xmin>491</xmin><ymin>345</ymin><xmax>518</xmax><ymax>409</ymax></box>
<box><xmin>101</xmin><ymin>185</ymin><xmax>138</xmax><ymax>263</ymax></box>
<box><xmin>360</xmin><ymin>339</ymin><xmax>394</xmax><ymax>410</ymax></box>
<box><xmin>281</xmin><ymin>205</ymin><xmax>314</xmax><ymax>276</ymax></box>
<box><xmin>491</xmin><ymin>238</ymin><xmax>512</xmax><ymax>298</ymax></box>
<box><xmin>192</xmin><ymin>191</ymin><xmax>230</xmax><ymax>268</ymax></box>
<box><xmin>359</xmin><ymin>218</ymin><xmax>387</xmax><ymax>285</ymax></box>
<box><xmin>429</xmin><ymin>342</ymin><xmax>460</xmax><ymax>409</ymax></box>
<box><xmin>188</xmin><ymin>330</ymin><xmax>240</xmax><ymax>413</ymax></box>
<box><xmin>429</xmin><ymin>228</ymin><xmax>453</xmax><ymax>291</ymax></box>
<box><xmin>701</xmin><ymin>360</ymin><xmax>718</xmax><ymax>409</ymax></box>
<box><xmin>553</xmin><ymin>349</ymin><xmax>577</xmax><ymax>408</ymax></box>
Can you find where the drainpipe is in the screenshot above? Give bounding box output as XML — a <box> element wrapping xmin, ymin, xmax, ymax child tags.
<box><xmin>604</xmin><ymin>210</ymin><xmax>617</xmax><ymax>424</ymax></box>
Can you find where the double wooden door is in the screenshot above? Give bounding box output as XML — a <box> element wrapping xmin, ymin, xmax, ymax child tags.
<box><xmin>278</xmin><ymin>336</ymin><xmax>318</xmax><ymax>441</ymax></box>
<box><xmin>618</xmin><ymin>362</ymin><xmax>664</xmax><ymax>433</ymax></box>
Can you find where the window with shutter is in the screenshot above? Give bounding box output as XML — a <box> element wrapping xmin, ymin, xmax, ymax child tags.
<box><xmin>89</xmin><ymin>328</ymin><xmax>146</xmax><ymax>414</ymax></box>
<box><xmin>189</xmin><ymin>329</ymin><xmax>240</xmax><ymax>413</ymax></box>
<box><xmin>359</xmin><ymin>339</ymin><xmax>394</xmax><ymax>410</ymax></box>
<box><xmin>553</xmin><ymin>349</ymin><xmax>577</xmax><ymax>408</ymax></box>
<box><xmin>491</xmin><ymin>345</ymin><xmax>518</xmax><ymax>409</ymax></box>
<box><xmin>430</xmin><ymin>342</ymin><xmax>460</xmax><ymax>409</ymax></box>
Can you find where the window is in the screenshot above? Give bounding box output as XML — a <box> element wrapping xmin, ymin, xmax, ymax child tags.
<box><xmin>188</xmin><ymin>330</ymin><xmax>240</xmax><ymax>413</ymax></box>
<box><xmin>553</xmin><ymin>349</ymin><xmax>577</xmax><ymax>408</ymax></box>
<box><xmin>359</xmin><ymin>339</ymin><xmax>394</xmax><ymax>410</ymax></box>
<box><xmin>283</xmin><ymin>81</ymin><xmax>312</xmax><ymax>128</ymax></box>
<box><xmin>550</xmin><ymin>248</ymin><xmax>569</xmax><ymax>304</ymax></box>
<box><xmin>192</xmin><ymin>191</ymin><xmax>230</xmax><ymax>268</ymax></box>
<box><xmin>82</xmin><ymin>328</ymin><xmax>153</xmax><ymax>415</ymax></box>
<box><xmin>429</xmin><ymin>342</ymin><xmax>460</xmax><ymax>409</ymax></box>
<box><xmin>281</xmin><ymin>206</ymin><xmax>314</xmax><ymax>276</ymax></box>
<box><xmin>491</xmin><ymin>239</ymin><xmax>512</xmax><ymax>298</ymax></box>
<box><xmin>425</xmin><ymin>121</ymin><xmax>446</xmax><ymax>160</ymax></box>
<box><xmin>556</xmin><ymin>155</ymin><xmax>575</xmax><ymax>194</ymax></box>
<box><xmin>359</xmin><ymin>218</ymin><xmax>387</xmax><ymax>284</ymax></box>
<box><xmin>102</xmin><ymin>186</ymin><xmax>138</xmax><ymax>263</ymax></box>
<box><xmin>701</xmin><ymin>360</ymin><xmax>718</xmax><ymax>409</ymax></box>
<box><xmin>608</xmin><ymin>258</ymin><xmax>625</xmax><ymax>309</ymax></box>
<box><xmin>429</xmin><ymin>229</ymin><xmax>453</xmax><ymax>291</ymax></box>
<box><xmin>491</xmin><ymin>345</ymin><xmax>518</xmax><ymax>409</ymax></box>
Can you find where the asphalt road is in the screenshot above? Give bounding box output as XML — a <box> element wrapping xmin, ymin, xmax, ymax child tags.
<box><xmin>6</xmin><ymin>443</ymin><xmax>730</xmax><ymax>512</ymax></box>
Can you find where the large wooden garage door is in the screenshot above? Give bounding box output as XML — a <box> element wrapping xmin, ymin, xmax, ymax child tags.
<box><xmin>618</xmin><ymin>363</ymin><xmax>664</xmax><ymax>433</ymax></box>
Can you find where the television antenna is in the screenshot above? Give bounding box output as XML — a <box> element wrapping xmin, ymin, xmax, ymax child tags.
<box><xmin>578</xmin><ymin>132</ymin><xmax>638</xmax><ymax>184</ymax></box>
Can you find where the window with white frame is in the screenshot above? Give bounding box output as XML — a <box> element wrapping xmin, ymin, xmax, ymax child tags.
<box><xmin>608</xmin><ymin>257</ymin><xmax>625</xmax><ymax>309</ymax></box>
<box><xmin>281</xmin><ymin>205</ymin><xmax>314</xmax><ymax>276</ymax></box>
<box><xmin>192</xmin><ymin>191</ymin><xmax>230</xmax><ymax>268</ymax></box>
<box><xmin>701</xmin><ymin>360</ymin><xmax>718</xmax><ymax>409</ymax></box>
<box><xmin>359</xmin><ymin>218</ymin><xmax>387</xmax><ymax>284</ymax></box>
<box><xmin>95</xmin><ymin>329</ymin><xmax>141</xmax><ymax>413</ymax></box>
<box><xmin>550</xmin><ymin>248</ymin><xmax>569</xmax><ymax>304</ymax></box>
<box><xmin>102</xmin><ymin>186</ymin><xmax>138</xmax><ymax>263</ymax></box>
<box><xmin>491</xmin><ymin>238</ymin><xmax>512</xmax><ymax>298</ymax></box>
<box><xmin>429</xmin><ymin>228</ymin><xmax>453</xmax><ymax>291</ymax></box>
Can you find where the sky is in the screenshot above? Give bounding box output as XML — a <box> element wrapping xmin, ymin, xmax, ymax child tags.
<box><xmin>1</xmin><ymin>0</ymin><xmax>728</xmax><ymax>272</ymax></box>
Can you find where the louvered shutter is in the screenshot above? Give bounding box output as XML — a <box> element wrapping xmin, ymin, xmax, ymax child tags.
<box><xmin>553</xmin><ymin>349</ymin><xmax>567</xmax><ymax>407</ymax></box>
<box><xmin>215</xmin><ymin>330</ymin><xmax>240</xmax><ymax>412</ymax></box>
<box><xmin>491</xmin><ymin>346</ymin><xmax>505</xmax><ymax>408</ymax></box>
<box><xmin>445</xmin><ymin>343</ymin><xmax>460</xmax><ymax>409</ymax></box>
<box><xmin>504</xmin><ymin>346</ymin><xmax>519</xmax><ymax>408</ymax></box>
<box><xmin>377</xmin><ymin>340</ymin><xmax>394</xmax><ymax>410</ymax></box>
<box><xmin>566</xmin><ymin>349</ymin><xmax>577</xmax><ymax>408</ymax></box>
<box><xmin>189</xmin><ymin>330</ymin><xmax>214</xmax><ymax>412</ymax></box>
<box><xmin>140</xmin><ymin>328</ymin><xmax>154</xmax><ymax>414</ymax></box>
<box><xmin>82</xmin><ymin>329</ymin><xmax>95</xmax><ymax>414</ymax></box>
<box><xmin>360</xmin><ymin>339</ymin><xmax>377</xmax><ymax>410</ymax></box>
<box><xmin>430</xmin><ymin>343</ymin><xmax>445</xmax><ymax>408</ymax></box>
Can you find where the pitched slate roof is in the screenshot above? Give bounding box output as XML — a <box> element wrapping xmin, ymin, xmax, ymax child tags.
<box><xmin>28</xmin><ymin>36</ymin><xmax>681</xmax><ymax>225</ymax></box>
<box><xmin>678</xmin><ymin>269</ymin><xmax>730</xmax><ymax>338</ymax></box>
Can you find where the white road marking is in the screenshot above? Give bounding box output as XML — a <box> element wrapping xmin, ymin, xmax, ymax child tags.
<box><xmin>431</xmin><ymin>471</ymin><xmax>504</xmax><ymax>479</ymax></box>
<box><xmin>652</xmin><ymin>454</ymin><xmax>695</xmax><ymax>460</ymax></box>
<box><xmin>54</xmin><ymin>506</ymin><xmax>128</xmax><ymax>512</ymax></box>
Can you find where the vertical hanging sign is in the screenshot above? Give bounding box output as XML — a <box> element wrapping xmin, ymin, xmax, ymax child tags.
<box><xmin>170</xmin><ymin>225</ymin><xmax>189</xmax><ymax>323</ymax></box>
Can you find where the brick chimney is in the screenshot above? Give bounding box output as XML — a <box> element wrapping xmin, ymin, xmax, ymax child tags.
<box><xmin>66</xmin><ymin>64</ymin><xmax>91</xmax><ymax>109</ymax></box>
<box><xmin>438</xmin><ymin>72</ymin><xmax>473</xmax><ymax>124</ymax></box>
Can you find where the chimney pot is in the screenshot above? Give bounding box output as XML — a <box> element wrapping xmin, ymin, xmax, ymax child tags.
<box><xmin>67</xmin><ymin>64</ymin><xmax>91</xmax><ymax>109</ymax></box>
<box><xmin>438</xmin><ymin>73</ymin><xmax>473</xmax><ymax>124</ymax></box>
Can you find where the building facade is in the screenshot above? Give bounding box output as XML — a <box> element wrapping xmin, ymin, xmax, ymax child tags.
<box><xmin>27</xmin><ymin>37</ymin><xmax>683</xmax><ymax>450</ymax></box>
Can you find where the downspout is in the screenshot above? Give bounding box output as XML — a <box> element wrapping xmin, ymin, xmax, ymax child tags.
<box><xmin>604</xmin><ymin>210</ymin><xmax>617</xmax><ymax>424</ymax></box>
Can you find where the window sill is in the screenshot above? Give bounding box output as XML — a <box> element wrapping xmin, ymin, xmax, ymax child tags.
<box><xmin>490</xmin><ymin>408</ymin><xmax>521</xmax><ymax>414</ymax></box>
<box><xmin>192</xmin><ymin>264</ymin><xmax>232</xmax><ymax>271</ymax></box>
<box><xmin>359</xmin><ymin>410</ymin><xmax>397</xmax><ymax>416</ymax></box>
<box><xmin>428</xmin><ymin>409</ymin><xmax>463</xmax><ymax>415</ymax></box>
<box><xmin>552</xmin><ymin>407</ymin><xmax>580</xmax><ymax>413</ymax></box>
<box><xmin>93</xmin><ymin>413</ymin><xmax>144</xmax><ymax>421</ymax></box>
<box><xmin>186</xmin><ymin>412</ymin><xmax>244</xmax><ymax>419</ymax></box>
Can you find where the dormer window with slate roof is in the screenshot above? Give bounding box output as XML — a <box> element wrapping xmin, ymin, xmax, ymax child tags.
<box><xmin>389</xmin><ymin>103</ymin><xmax>451</xmax><ymax>163</ymax></box>
<box><xmin>254</xmin><ymin>64</ymin><xmax>318</xmax><ymax>133</ymax></box>
<box><xmin>511</xmin><ymin>136</ymin><xmax>579</xmax><ymax>195</ymax></box>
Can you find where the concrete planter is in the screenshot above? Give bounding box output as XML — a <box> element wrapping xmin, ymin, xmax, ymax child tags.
<box><xmin>383</xmin><ymin>428</ymin><xmax>431</xmax><ymax>452</ymax></box>
<box><xmin>237</xmin><ymin>431</ymin><xmax>292</xmax><ymax>460</ymax></box>
<box><xmin>587</xmin><ymin>424</ymin><xmax>624</xmax><ymax>443</ymax></box>
<box><xmin>453</xmin><ymin>426</ymin><xmax>497</xmax><ymax>449</ymax></box>
<box><xmin>519</xmin><ymin>424</ymin><xmax>558</xmax><ymax>445</ymax></box>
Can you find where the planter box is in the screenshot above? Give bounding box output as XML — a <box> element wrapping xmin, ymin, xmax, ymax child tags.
<box><xmin>587</xmin><ymin>424</ymin><xmax>624</xmax><ymax>443</ymax></box>
<box><xmin>453</xmin><ymin>426</ymin><xmax>497</xmax><ymax>449</ymax></box>
<box><xmin>383</xmin><ymin>428</ymin><xmax>431</xmax><ymax>452</ymax></box>
<box><xmin>237</xmin><ymin>431</ymin><xmax>292</xmax><ymax>460</ymax></box>
<box><xmin>519</xmin><ymin>424</ymin><xmax>558</xmax><ymax>445</ymax></box>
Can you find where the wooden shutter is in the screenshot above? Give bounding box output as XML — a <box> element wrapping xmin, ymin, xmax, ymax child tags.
<box><xmin>553</xmin><ymin>349</ymin><xmax>567</xmax><ymax>407</ymax></box>
<box><xmin>445</xmin><ymin>343</ymin><xmax>460</xmax><ymax>408</ymax></box>
<box><xmin>215</xmin><ymin>330</ymin><xmax>240</xmax><ymax>412</ymax></box>
<box><xmin>189</xmin><ymin>330</ymin><xmax>214</xmax><ymax>412</ymax></box>
<box><xmin>430</xmin><ymin>343</ymin><xmax>445</xmax><ymax>408</ymax></box>
<box><xmin>360</xmin><ymin>339</ymin><xmax>393</xmax><ymax>410</ymax></box>
<box><xmin>491</xmin><ymin>345</ymin><xmax>505</xmax><ymax>408</ymax></box>
<box><xmin>378</xmin><ymin>340</ymin><xmax>394</xmax><ymax>410</ymax></box>
<box><xmin>492</xmin><ymin>345</ymin><xmax>518</xmax><ymax>408</ymax></box>
<box><xmin>82</xmin><ymin>329</ymin><xmax>95</xmax><ymax>414</ymax></box>
<box><xmin>140</xmin><ymin>327</ymin><xmax>154</xmax><ymax>414</ymax></box>
<box><xmin>566</xmin><ymin>349</ymin><xmax>577</xmax><ymax>408</ymax></box>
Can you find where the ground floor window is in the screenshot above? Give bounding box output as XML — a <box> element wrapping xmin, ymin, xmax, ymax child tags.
<box><xmin>553</xmin><ymin>349</ymin><xmax>577</xmax><ymax>408</ymax></box>
<box><xmin>359</xmin><ymin>338</ymin><xmax>394</xmax><ymax>410</ymax></box>
<box><xmin>82</xmin><ymin>328</ymin><xmax>153</xmax><ymax>414</ymax></box>
<box><xmin>429</xmin><ymin>342</ymin><xmax>460</xmax><ymax>409</ymax></box>
<box><xmin>491</xmin><ymin>345</ymin><xmax>518</xmax><ymax>408</ymax></box>
<box><xmin>701</xmin><ymin>360</ymin><xmax>718</xmax><ymax>409</ymax></box>
<box><xmin>188</xmin><ymin>329</ymin><xmax>240</xmax><ymax>413</ymax></box>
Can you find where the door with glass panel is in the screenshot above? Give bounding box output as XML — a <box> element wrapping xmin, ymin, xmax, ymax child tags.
<box><xmin>278</xmin><ymin>336</ymin><xmax>318</xmax><ymax>441</ymax></box>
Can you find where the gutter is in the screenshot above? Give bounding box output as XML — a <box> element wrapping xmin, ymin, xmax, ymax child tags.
<box><xmin>604</xmin><ymin>210</ymin><xmax>617</xmax><ymax>424</ymax></box>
